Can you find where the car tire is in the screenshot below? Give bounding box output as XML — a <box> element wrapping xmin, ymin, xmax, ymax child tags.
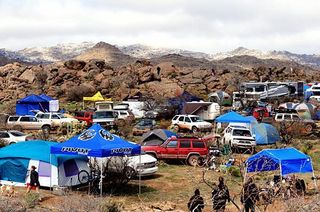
<box><xmin>124</xmin><ymin>166</ymin><xmax>136</xmax><ymax>180</ymax></box>
<box><xmin>192</xmin><ymin>126</ymin><xmax>198</xmax><ymax>133</ymax></box>
<box><xmin>42</xmin><ymin>125</ymin><xmax>51</xmax><ymax>135</ymax></box>
<box><xmin>188</xmin><ymin>155</ymin><xmax>199</xmax><ymax>166</ymax></box>
<box><xmin>173</xmin><ymin>124</ymin><xmax>179</xmax><ymax>132</ymax></box>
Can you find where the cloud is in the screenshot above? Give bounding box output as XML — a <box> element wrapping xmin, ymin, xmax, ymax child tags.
<box><xmin>0</xmin><ymin>0</ymin><xmax>319</xmax><ymax>54</ymax></box>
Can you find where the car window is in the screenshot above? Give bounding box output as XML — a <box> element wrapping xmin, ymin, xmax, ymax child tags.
<box><xmin>178</xmin><ymin>116</ymin><xmax>184</xmax><ymax>122</ymax></box>
<box><xmin>284</xmin><ymin>114</ymin><xmax>291</xmax><ymax>120</ymax></box>
<box><xmin>20</xmin><ymin>117</ymin><xmax>30</xmax><ymax>122</ymax></box>
<box><xmin>120</xmin><ymin>112</ymin><xmax>127</xmax><ymax>115</ymax></box>
<box><xmin>166</xmin><ymin>140</ymin><xmax>178</xmax><ymax>148</ymax></box>
<box><xmin>276</xmin><ymin>114</ymin><xmax>283</xmax><ymax>119</ymax></box>
<box><xmin>8</xmin><ymin>117</ymin><xmax>19</xmax><ymax>122</ymax></box>
<box><xmin>292</xmin><ymin>115</ymin><xmax>300</xmax><ymax>120</ymax></box>
<box><xmin>185</xmin><ymin>117</ymin><xmax>191</xmax><ymax>123</ymax></box>
<box><xmin>30</xmin><ymin>117</ymin><xmax>38</xmax><ymax>122</ymax></box>
<box><xmin>52</xmin><ymin>114</ymin><xmax>60</xmax><ymax>119</ymax></box>
<box><xmin>192</xmin><ymin>141</ymin><xmax>205</xmax><ymax>148</ymax></box>
<box><xmin>9</xmin><ymin>131</ymin><xmax>25</xmax><ymax>136</ymax></box>
<box><xmin>233</xmin><ymin>129</ymin><xmax>251</xmax><ymax>137</ymax></box>
<box><xmin>180</xmin><ymin>140</ymin><xmax>191</xmax><ymax>148</ymax></box>
<box><xmin>0</xmin><ymin>132</ymin><xmax>10</xmax><ymax>138</ymax></box>
<box><xmin>38</xmin><ymin>114</ymin><xmax>50</xmax><ymax>119</ymax></box>
<box><xmin>190</xmin><ymin>116</ymin><xmax>203</xmax><ymax>122</ymax></box>
<box><xmin>172</xmin><ymin>116</ymin><xmax>178</xmax><ymax>120</ymax></box>
<box><xmin>93</xmin><ymin>111</ymin><xmax>115</xmax><ymax>119</ymax></box>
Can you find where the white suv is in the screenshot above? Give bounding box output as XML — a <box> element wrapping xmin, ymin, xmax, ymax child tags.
<box><xmin>171</xmin><ymin>115</ymin><xmax>213</xmax><ymax>133</ymax></box>
<box><xmin>222</xmin><ymin>125</ymin><xmax>256</xmax><ymax>149</ymax></box>
<box><xmin>35</xmin><ymin>112</ymin><xmax>79</xmax><ymax>126</ymax></box>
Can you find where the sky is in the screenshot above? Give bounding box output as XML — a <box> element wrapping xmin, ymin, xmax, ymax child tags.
<box><xmin>0</xmin><ymin>0</ymin><xmax>320</xmax><ymax>54</ymax></box>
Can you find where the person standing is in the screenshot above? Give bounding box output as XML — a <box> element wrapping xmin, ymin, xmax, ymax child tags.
<box><xmin>187</xmin><ymin>189</ymin><xmax>204</xmax><ymax>212</ymax></box>
<box><xmin>212</xmin><ymin>177</ymin><xmax>230</xmax><ymax>212</ymax></box>
<box><xmin>241</xmin><ymin>177</ymin><xmax>259</xmax><ymax>212</ymax></box>
<box><xmin>26</xmin><ymin>166</ymin><xmax>41</xmax><ymax>200</ymax></box>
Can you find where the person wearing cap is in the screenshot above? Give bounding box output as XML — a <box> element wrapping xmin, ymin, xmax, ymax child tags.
<box><xmin>26</xmin><ymin>166</ymin><xmax>41</xmax><ymax>199</ymax></box>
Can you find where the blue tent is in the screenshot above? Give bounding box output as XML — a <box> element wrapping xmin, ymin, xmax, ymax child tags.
<box><xmin>252</xmin><ymin>123</ymin><xmax>280</xmax><ymax>145</ymax></box>
<box><xmin>246</xmin><ymin>148</ymin><xmax>314</xmax><ymax>176</ymax></box>
<box><xmin>16</xmin><ymin>94</ymin><xmax>50</xmax><ymax>115</ymax></box>
<box><xmin>215</xmin><ymin>111</ymin><xmax>251</xmax><ymax>123</ymax></box>
<box><xmin>0</xmin><ymin>141</ymin><xmax>87</xmax><ymax>185</ymax></box>
<box><xmin>50</xmin><ymin>124</ymin><xmax>141</xmax><ymax>157</ymax></box>
<box><xmin>39</xmin><ymin>93</ymin><xmax>55</xmax><ymax>101</ymax></box>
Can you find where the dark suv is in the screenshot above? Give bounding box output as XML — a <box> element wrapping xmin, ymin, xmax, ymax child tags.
<box><xmin>141</xmin><ymin>136</ymin><xmax>208</xmax><ymax>166</ymax></box>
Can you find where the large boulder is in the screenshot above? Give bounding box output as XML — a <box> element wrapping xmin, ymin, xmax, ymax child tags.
<box><xmin>19</xmin><ymin>68</ymin><xmax>35</xmax><ymax>83</ymax></box>
<box><xmin>64</xmin><ymin>60</ymin><xmax>86</xmax><ymax>70</ymax></box>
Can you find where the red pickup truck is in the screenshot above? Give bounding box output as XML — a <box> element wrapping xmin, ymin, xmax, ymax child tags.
<box><xmin>74</xmin><ymin>111</ymin><xmax>93</xmax><ymax>126</ymax></box>
<box><xmin>142</xmin><ymin>136</ymin><xmax>209</xmax><ymax>166</ymax></box>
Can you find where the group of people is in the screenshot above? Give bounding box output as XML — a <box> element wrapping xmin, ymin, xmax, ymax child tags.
<box><xmin>188</xmin><ymin>177</ymin><xmax>259</xmax><ymax>212</ymax></box>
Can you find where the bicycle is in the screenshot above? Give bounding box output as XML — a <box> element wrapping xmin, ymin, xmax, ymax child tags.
<box><xmin>78</xmin><ymin>169</ymin><xmax>101</xmax><ymax>195</ymax></box>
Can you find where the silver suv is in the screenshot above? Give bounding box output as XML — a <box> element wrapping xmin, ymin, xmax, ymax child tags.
<box><xmin>6</xmin><ymin>115</ymin><xmax>52</xmax><ymax>133</ymax></box>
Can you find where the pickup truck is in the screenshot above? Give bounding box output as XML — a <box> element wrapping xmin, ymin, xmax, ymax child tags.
<box><xmin>6</xmin><ymin>115</ymin><xmax>52</xmax><ymax>133</ymax></box>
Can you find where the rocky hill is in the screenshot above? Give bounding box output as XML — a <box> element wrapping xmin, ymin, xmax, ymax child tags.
<box><xmin>0</xmin><ymin>42</ymin><xmax>319</xmax><ymax>104</ymax></box>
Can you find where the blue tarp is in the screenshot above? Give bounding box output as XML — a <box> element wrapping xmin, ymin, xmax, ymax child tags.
<box><xmin>0</xmin><ymin>140</ymin><xmax>86</xmax><ymax>166</ymax></box>
<box><xmin>246</xmin><ymin>148</ymin><xmax>313</xmax><ymax>176</ymax></box>
<box><xmin>16</xmin><ymin>94</ymin><xmax>50</xmax><ymax>115</ymax></box>
<box><xmin>215</xmin><ymin>111</ymin><xmax>251</xmax><ymax>123</ymax></box>
<box><xmin>51</xmin><ymin>124</ymin><xmax>141</xmax><ymax>157</ymax></box>
<box><xmin>252</xmin><ymin>123</ymin><xmax>280</xmax><ymax>145</ymax></box>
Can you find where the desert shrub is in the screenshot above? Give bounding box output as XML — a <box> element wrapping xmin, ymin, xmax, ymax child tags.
<box><xmin>0</xmin><ymin>139</ymin><xmax>7</xmax><ymax>148</ymax></box>
<box><xmin>25</xmin><ymin>192</ymin><xmax>40</xmax><ymax>208</ymax></box>
<box><xmin>299</xmin><ymin>141</ymin><xmax>314</xmax><ymax>155</ymax></box>
<box><xmin>67</xmin><ymin>85</ymin><xmax>93</xmax><ymax>101</ymax></box>
<box><xmin>99</xmin><ymin>200</ymin><xmax>123</xmax><ymax>212</ymax></box>
<box><xmin>227</xmin><ymin>166</ymin><xmax>241</xmax><ymax>177</ymax></box>
<box><xmin>0</xmin><ymin>196</ymin><xmax>26</xmax><ymax>212</ymax></box>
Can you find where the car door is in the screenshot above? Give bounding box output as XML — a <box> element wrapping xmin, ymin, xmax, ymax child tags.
<box><xmin>177</xmin><ymin>116</ymin><xmax>186</xmax><ymax>130</ymax></box>
<box><xmin>162</xmin><ymin>140</ymin><xmax>178</xmax><ymax>159</ymax></box>
<box><xmin>184</xmin><ymin>117</ymin><xmax>192</xmax><ymax>130</ymax></box>
<box><xmin>178</xmin><ymin>140</ymin><xmax>191</xmax><ymax>159</ymax></box>
<box><xmin>192</xmin><ymin>140</ymin><xmax>207</xmax><ymax>156</ymax></box>
<box><xmin>0</xmin><ymin>132</ymin><xmax>10</xmax><ymax>144</ymax></box>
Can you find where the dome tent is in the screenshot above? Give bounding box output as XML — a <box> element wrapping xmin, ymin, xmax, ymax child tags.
<box><xmin>0</xmin><ymin>141</ymin><xmax>89</xmax><ymax>187</ymax></box>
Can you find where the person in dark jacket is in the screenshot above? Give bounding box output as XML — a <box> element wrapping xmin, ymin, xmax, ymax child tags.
<box><xmin>212</xmin><ymin>177</ymin><xmax>230</xmax><ymax>211</ymax></box>
<box><xmin>187</xmin><ymin>189</ymin><xmax>204</xmax><ymax>212</ymax></box>
<box><xmin>241</xmin><ymin>177</ymin><xmax>259</xmax><ymax>212</ymax></box>
<box><xmin>26</xmin><ymin>166</ymin><xmax>41</xmax><ymax>199</ymax></box>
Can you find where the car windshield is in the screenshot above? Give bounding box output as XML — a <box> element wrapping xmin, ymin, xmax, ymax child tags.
<box><xmin>58</xmin><ymin>113</ymin><xmax>66</xmax><ymax>118</ymax></box>
<box><xmin>190</xmin><ymin>116</ymin><xmax>203</xmax><ymax>122</ymax></box>
<box><xmin>233</xmin><ymin>129</ymin><xmax>251</xmax><ymax>137</ymax></box>
<box><xmin>10</xmin><ymin>131</ymin><xmax>26</xmax><ymax>136</ymax></box>
<box><xmin>93</xmin><ymin>111</ymin><xmax>115</xmax><ymax>119</ymax></box>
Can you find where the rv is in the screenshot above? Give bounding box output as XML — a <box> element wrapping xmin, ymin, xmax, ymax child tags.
<box><xmin>232</xmin><ymin>81</ymin><xmax>304</xmax><ymax>108</ymax></box>
<box><xmin>182</xmin><ymin>101</ymin><xmax>220</xmax><ymax>121</ymax></box>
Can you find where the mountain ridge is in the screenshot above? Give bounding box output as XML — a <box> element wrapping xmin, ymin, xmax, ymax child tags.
<box><xmin>1</xmin><ymin>42</ymin><xmax>320</xmax><ymax>69</ymax></box>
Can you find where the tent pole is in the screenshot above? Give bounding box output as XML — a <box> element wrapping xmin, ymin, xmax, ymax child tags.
<box><xmin>310</xmin><ymin>160</ymin><xmax>318</xmax><ymax>191</ymax></box>
<box><xmin>49</xmin><ymin>154</ymin><xmax>52</xmax><ymax>192</ymax></box>
<box><xmin>139</xmin><ymin>153</ymin><xmax>141</xmax><ymax>195</ymax></box>
<box><xmin>279</xmin><ymin>162</ymin><xmax>283</xmax><ymax>181</ymax></box>
<box><xmin>100</xmin><ymin>158</ymin><xmax>103</xmax><ymax>197</ymax></box>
